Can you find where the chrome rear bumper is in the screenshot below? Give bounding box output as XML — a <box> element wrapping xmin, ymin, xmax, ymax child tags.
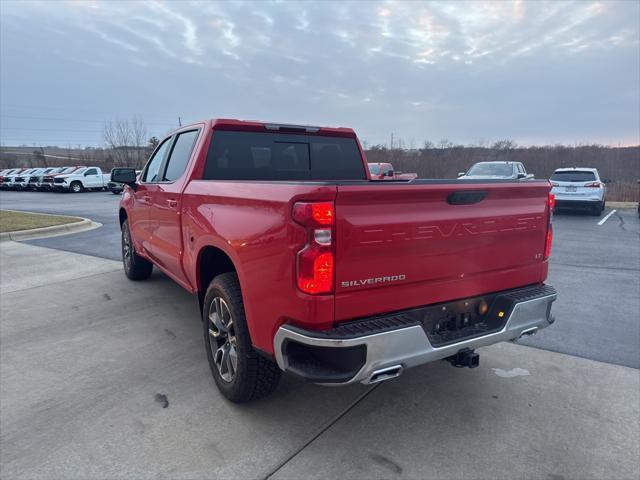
<box><xmin>274</xmin><ymin>285</ymin><xmax>557</xmax><ymax>385</ymax></box>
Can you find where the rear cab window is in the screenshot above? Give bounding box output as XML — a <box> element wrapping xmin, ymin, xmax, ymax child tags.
<box><xmin>164</xmin><ymin>129</ymin><xmax>200</xmax><ymax>182</ymax></box>
<box><xmin>203</xmin><ymin>131</ymin><xmax>366</xmax><ymax>181</ymax></box>
<box><xmin>551</xmin><ymin>171</ymin><xmax>596</xmax><ymax>182</ymax></box>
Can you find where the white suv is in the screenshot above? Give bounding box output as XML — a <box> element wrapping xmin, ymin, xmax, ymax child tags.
<box><xmin>550</xmin><ymin>168</ymin><xmax>606</xmax><ymax>216</ymax></box>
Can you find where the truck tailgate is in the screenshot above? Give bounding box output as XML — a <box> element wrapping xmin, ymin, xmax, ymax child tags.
<box><xmin>334</xmin><ymin>181</ymin><xmax>551</xmax><ymax>321</ymax></box>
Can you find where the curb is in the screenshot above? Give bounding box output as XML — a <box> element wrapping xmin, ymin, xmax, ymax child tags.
<box><xmin>0</xmin><ymin>216</ymin><xmax>102</xmax><ymax>242</ymax></box>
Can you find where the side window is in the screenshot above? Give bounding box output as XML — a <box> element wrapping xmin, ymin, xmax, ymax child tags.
<box><xmin>142</xmin><ymin>138</ymin><xmax>172</xmax><ymax>183</ymax></box>
<box><xmin>85</xmin><ymin>168</ymin><xmax>98</xmax><ymax>176</ymax></box>
<box><xmin>163</xmin><ymin>130</ymin><xmax>199</xmax><ymax>182</ymax></box>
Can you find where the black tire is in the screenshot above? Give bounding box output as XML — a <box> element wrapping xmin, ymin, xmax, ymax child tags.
<box><xmin>70</xmin><ymin>181</ymin><xmax>83</xmax><ymax>193</ymax></box>
<box><xmin>203</xmin><ymin>273</ymin><xmax>281</xmax><ymax>402</ymax></box>
<box><xmin>121</xmin><ymin>219</ymin><xmax>153</xmax><ymax>280</ymax></box>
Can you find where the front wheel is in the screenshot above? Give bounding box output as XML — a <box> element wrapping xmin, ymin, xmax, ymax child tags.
<box><xmin>203</xmin><ymin>273</ymin><xmax>281</xmax><ymax>402</ymax></box>
<box><xmin>121</xmin><ymin>219</ymin><xmax>153</xmax><ymax>280</ymax></box>
<box><xmin>70</xmin><ymin>181</ymin><xmax>83</xmax><ymax>193</ymax></box>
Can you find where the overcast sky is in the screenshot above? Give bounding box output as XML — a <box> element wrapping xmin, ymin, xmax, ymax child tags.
<box><xmin>1</xmin><ymin>0</ymin><xmax>638</xmax><ymax>148</ymax></box>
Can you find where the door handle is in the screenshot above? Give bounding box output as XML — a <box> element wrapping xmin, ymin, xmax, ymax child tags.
<box><xmin>142</xmin><ymin>195</ymin><xmax>151</xmax><ymax>202</ymax></box>
<box><xmin>167</xmin><ymin>199</ymin><xmax>178</xmax><ymax>208</ymax></box>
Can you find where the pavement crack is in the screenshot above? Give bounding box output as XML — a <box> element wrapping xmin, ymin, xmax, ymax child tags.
<box><xmin>261</xmin><ymin>383</ymin><xmax>380</xmax><ymax>480</ymax></box>
<box><xmin>614</xmin><ymin>211</ymin><xmax>627</xmax><ymax>232</ymax></box>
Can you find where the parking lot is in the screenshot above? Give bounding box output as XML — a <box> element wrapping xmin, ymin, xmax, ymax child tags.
<box><xmin>1</xmin><ymin>190</ymin><xmax>639</xmax><ymax>479</ymax></box>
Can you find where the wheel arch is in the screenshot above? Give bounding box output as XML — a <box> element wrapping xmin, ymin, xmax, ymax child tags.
<box><xmin>118</xmin><ymin>208</ymin><xmax>128</xmax><ymax>228</ymax></box>
<box><xmin>196</xmin><ymin>245</ymin><xmax>238</xmax><ymax>313</ymax></box>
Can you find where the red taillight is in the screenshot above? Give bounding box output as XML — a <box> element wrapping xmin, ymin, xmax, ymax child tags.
<box><xmin>293</xmin><ymin>202</ymin><xmax>334</xmax><ymax>227</ymax></box>
<box><xmin>544</xmin><ymin>224</ymin><xmax>553</xmax><ymax>259</ymax></box>
<box><xmin>293</xmin><ymin>201</ymin><xmax>335</xmax><ymax>295</ymax></box>
<box><xmin>584</xmin><ymin>182</ymin><xmax>602</xmax><ymax>188</ymax></box>
<box><xmin>312</xmin><ymin>203</ymin><xmax>334</xmax><ymax>225</ymax></box>
<box><xmin>548</xmin><ymin>193</ymin><xmax>556</xmax><ymax>211</ymax></box>
<box><xmin>297</xmin><ymin>249</ymin><xmax>334</xmax><ymax>294</ymax></box>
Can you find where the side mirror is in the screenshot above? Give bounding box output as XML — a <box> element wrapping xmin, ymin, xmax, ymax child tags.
<box><xmin>384</xmin><ymin>170</ymin><xmax>394</xmax><ymax>177</ymax></box>
<box><xmin>111</xmin><ymin>168</ymin><xmax>138</xmax><ymax>190</ymax></box>
<box><xmin>517</xmin><ymin>172</ymin><xmax>526</xmax><ymax>179</ymax></box>
<box><xmin>457</xmin><ymin>172</ymin><xmax>465</xmax><ymax>177</ymax></box>
<box><xmin>603</xmin><ymin>179</ymin><xmax>611</xmax><ymax>184</ymax></box>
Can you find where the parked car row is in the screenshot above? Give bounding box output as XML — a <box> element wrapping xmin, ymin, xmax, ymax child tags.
<box><xmin>0</xmin><ymin>166</ymin><xmax>113</xmax><ymax>193</ymax></box>
<box><xmin>457</xmin><ymin>162</ymin><xmax>608</xmax><ymax>216</ymax></box>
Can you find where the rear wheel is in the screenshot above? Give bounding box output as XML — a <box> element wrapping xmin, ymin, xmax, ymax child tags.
<box><xmin>203</xmin><ymin>273</ymin><xmax>281</xmax><ymax>402</ymax></box>
<box><xmin>592</xmin><ymin>202</ymin><xmax>603</xmax><ymax>216</ymax></box>
<box><xmin>121</xmin><ymin>219</ymin><xmax>153</xmax><ymax>280</ymax></box>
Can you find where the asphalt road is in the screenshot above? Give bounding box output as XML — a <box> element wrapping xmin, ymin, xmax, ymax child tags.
<box><xmin>1</xmin><ymin>190</ymin><xmax>638</xmax><ymax>368</ymax></box>
<box><xmin>0</xmin><ymin>190</ymin><xmax>122</xmax><ymax>260</ymax></box>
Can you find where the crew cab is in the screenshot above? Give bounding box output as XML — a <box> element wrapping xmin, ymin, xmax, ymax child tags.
<box><xmin>459</xmin><ymin>161</ymin><xmax>532</xmax><ymax>180</ymax></box>
<box><xmin>112</xmin><ymin>119</ymin><xmax>557</xmax><ymax>403</ymax></box>
<box><xmin>368</xmin><ymin>162</ymin><xmax>418</xmax><ymax>180</ymax></box>
<box><xmin>52</xmin><ymin>166</ymin><xmax>109</xmax><ymax>192</ymax></box>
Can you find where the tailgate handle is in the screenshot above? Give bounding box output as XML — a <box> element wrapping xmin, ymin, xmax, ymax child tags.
<box><xmin>447</xmin><ymin>191</ymin><xmax>487</xmax><ymax>205</ymax></box>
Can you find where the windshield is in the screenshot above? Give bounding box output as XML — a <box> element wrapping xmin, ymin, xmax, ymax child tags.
<box><xmin>551</xmin><ymin>171</ymin><xmax>596</xmax><ymax>182</ymax></box>
<box><xmin>467</xmin><ymin>163</ymin><xmax>513</xmax><ymax>176</ymax></box>
<box><xmin>368</xmin><ymin>164</ymin><xmax>381</xmax><ymax>175</ymax></box>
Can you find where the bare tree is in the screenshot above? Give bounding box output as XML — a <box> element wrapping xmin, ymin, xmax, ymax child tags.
<box><xmin>131</xmin><ymin>116</ymin><xmax>148</xmax><ymax>169</ymax></box>
<box><xmin>103</xmin><ymin>117</ymin><xmax>150</xmax><ymax>168</ymax></box>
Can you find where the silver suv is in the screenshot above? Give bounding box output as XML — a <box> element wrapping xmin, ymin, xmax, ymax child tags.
<box><xmin>550</xmin><ymin>168</ymin><xmax>606</xmax><ymax>216</ymax></box>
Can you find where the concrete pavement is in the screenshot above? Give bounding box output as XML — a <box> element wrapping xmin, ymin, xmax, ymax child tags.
<box><xmin>1</xmin><ymin>241</ymin><xmax>638</xmax><ymax>479</ymax></box>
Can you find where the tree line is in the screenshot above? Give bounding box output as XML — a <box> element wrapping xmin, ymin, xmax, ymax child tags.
<box><xmin>1</xmin><ymin>123</ymin><xmax>638</xmax><ymax>201</ymax></box>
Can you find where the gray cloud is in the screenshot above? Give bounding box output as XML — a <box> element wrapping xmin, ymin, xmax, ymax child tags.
<box><xmin>1</xmin><ymin>0</ymin><xmax>638</xmax><ymax>146</ymax></box>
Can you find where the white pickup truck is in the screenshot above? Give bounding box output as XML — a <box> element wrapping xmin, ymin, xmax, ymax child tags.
<box><xmin>52</xmin><ymin>167</ymin><xmax>110</xmax><ymax>193</ymax></box>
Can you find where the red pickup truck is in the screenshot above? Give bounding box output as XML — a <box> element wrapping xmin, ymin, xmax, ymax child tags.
<box><xmin>368</xmin><ymin>162</ymin><xmax>418</xmax><ymax>180</ymax></box>
<box><xmin>112</xmin><ymin>119</ymin><xmax>557</xmax><ymax>402</ymax></box>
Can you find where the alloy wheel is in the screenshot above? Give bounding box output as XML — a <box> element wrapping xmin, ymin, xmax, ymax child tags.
<box><xmin>208</xmin><ymin>297</ymin><xmax>238</xmax><ymax>383</ymax></box>
<box><xmin>122</xmin><ymin>226</ymin><xmax>132</xmax><ymax>270</ymax></box>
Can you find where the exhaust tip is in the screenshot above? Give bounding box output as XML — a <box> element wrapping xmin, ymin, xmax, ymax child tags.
<box><xmin>369</xmin><ymin>365</ymin><xmax>403</xmax><ymax>383</ymax></box>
